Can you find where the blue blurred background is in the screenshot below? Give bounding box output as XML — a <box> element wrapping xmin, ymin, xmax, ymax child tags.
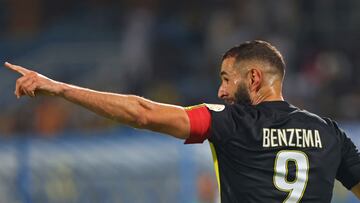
<box><xmin>0</xmin><ymin>0</ymin><xmax>359</xmax><ymax>202</ymax></box>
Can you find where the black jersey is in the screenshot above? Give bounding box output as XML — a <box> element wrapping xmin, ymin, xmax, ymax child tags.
<box><xmin>190</xmin><ymin>101</ymin><xmax>360</xmax><ymax>203</ymax></box>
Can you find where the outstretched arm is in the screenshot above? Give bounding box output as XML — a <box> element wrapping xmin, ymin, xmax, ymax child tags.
<box><xmin>352</xmin><ymin>183</ymin><xmax>360</xmax><ymax>199</ymax></box>
<box><xmin>4</xmin><ymin>62</ymin><xmax>190</xmax><ymax>139</ymax></box>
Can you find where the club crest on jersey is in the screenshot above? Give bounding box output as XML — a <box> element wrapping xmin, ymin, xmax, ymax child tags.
<box><xmin>204</xmin><ymin>103</ymin><xmax>225</xmax><ymax>112</ymax></box>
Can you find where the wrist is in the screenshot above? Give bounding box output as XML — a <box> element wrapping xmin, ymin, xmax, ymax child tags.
<box><xmin>53</xmin><ymin>81</ymin><xmax>68</xmax><ymax>97</ymax></box>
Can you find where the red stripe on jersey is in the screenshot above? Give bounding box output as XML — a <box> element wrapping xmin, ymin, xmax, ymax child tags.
<box><xmin>184</xmin><ymin>106</ymin><xmax>211</xmax><ymax>144</ymax></box>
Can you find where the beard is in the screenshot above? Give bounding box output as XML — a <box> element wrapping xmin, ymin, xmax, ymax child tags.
<box><xmin>234</xmin><ymin>82</ymin><xmax>252</xmax><ymax>105</ymax></box>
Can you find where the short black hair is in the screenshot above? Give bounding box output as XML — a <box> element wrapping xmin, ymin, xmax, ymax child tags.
<box><xmin>222</xmin><ymin>40</ymin><xmax>285</xmax><ymax>78</ymax></box>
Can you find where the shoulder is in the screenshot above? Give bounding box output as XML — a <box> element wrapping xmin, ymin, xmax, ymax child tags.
<box><xmin>301</xmin><ymin>110</ymin><xmax>340</xmax><ymax>130</ymax></box>
<box><xmin>296</xmin><ymin>108</ymin><xmax>345</xmax><ymax>139</ymax></box>
<box><xmin>195</xmin><ymin>103</ymin><xmax>253</xmax><ymax>123</ymax></box>
<box><xmin>299</xmin><ymin>109</ymin><xmax>330</xmax><ymax>125</ymax></box>
<box><xmin>204</xmin><ymin>103</ymin><xmax>258</xmax><ymax>117</ymax></box>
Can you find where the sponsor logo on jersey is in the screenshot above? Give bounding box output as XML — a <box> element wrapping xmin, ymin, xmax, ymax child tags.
<box><xmin>204</xmin><ymin>103</ymin><xmax>225</xmax><ymax>112</ymax></box>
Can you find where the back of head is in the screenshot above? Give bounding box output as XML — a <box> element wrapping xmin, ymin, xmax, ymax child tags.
<box><xmin>222</xmin><ymin>40</ymin><xmax>286</xmax><ymax>81</ymax></box>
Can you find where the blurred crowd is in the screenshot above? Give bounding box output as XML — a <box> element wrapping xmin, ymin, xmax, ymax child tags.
<box><xmin>0</xmin><ymin>0</ymin><xmax>360</xmax><ymax>136</ymax></box>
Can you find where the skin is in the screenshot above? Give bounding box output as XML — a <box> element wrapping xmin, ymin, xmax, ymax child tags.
<box><xmin>4</xmin><ymin>59</ymin><xmax>359</xmax><ymax>199</ymax></box>
<box><xmin>218</xmin><ymin>57</ymin><xmax>284</xmax><ymax>105</ymax></box>
<box><xmin>4</xmin><ymin>62</ymin><xmax>191</xmax><ymax>139</ymax></box>
<box><xmin>4</xmin><ymin>57</ymin><xmax>283</xmax><ymax>140</ymax></box>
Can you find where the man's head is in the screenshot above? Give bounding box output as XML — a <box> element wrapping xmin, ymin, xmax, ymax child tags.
<box><xmin>218</xmin><ymin>40</ymin><xmax>285</xmax><ymax>105</ymax></box>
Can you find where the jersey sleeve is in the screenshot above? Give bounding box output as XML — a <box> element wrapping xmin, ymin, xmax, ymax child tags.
<box><xmin>184</xmin><ymin>103</ymin><xmax>247</xmax><ymax>144</ymax></box>
<box><xmin>334</xmin><ymin>122</ymin><xmax>360</xmax><ymax>190</ymax></box>
<box><xmin>184</xmin><ymin>104</ymin><xmax>212</xmax><ymax>144</ymax></box>
<box><xmin>184</xmin><ymin>103</ymin><xmax>234</xmax><ymax>144</ymax></box>
<box><xmin>206</xmin><ymin>104</ymin><xmax>236</xmax><ymax>144</ymax></box>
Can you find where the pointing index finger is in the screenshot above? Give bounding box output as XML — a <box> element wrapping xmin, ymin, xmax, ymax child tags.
<box><xmin>4</xmin><ymin>62</ymin><xmax>31</xmax><ymax>76</ymax></box>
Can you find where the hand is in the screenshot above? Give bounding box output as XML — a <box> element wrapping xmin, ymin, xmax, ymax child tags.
<box><xmin>4</xmin><ymin>62</ymin><xmax>62</xmax><ymax>99</ymax></box>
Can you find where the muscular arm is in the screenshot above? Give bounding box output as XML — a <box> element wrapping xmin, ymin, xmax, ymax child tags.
<box><xmin>352</xmin><ymin>183</ymin><xmax>360</xmax><ymax>199</ymax></box>
<box><xmin>60</xmin><ymin>84</ymin><xmax>190</xmax><ymax>138</ymax></box>
<box><xmin>5</xmin><ymin>62</ymin><xmax>190</xmax><ymax>139</ymax></box>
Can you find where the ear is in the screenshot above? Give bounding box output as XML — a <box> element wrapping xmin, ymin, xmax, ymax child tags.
<box><xmin>248</xmin><ymin>68</ymin><xmax>262</xmax><ymax>92</ymax></box>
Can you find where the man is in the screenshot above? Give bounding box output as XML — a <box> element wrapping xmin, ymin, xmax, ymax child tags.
<box><xmin>5</xmin><ymin>40</ymin><xmax>360</xmax><ymax>202</ymax></box>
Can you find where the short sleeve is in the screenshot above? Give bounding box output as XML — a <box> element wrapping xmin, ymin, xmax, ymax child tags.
<box><xmin>184</xmin><ymin>104</ymin><xmax>211</xmax><ymax>144</ymax></box>
<box><xmin>185</xmin><ymin>103</ymin><xmax>249</xmax><ymax>145</ymax></box>
<box><xmin>184</xmin><ymin>103</ymin><xmax>231</xmax><ymax>144</ymax></box>
<box><xmin>334</xmin><ymin>122</ymin><xmax>360</xmax><ymax>190</ymax></box>
<box><xmin>206</xmin><ymin>104</ymin><xmax>236</xmax><ymax>144</ymax></box>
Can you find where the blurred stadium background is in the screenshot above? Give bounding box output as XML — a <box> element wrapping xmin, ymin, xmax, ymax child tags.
<box><xmin>0</xmin><ymin>0</ymin><xmax>359</xmax><ymax>202</ymax></box>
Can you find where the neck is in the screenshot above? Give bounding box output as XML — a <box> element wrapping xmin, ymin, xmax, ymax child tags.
<box><xmin>251</xmin><ymin>85</ymin><xmax>284</xmax><ymax>105</ymax></box>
